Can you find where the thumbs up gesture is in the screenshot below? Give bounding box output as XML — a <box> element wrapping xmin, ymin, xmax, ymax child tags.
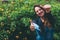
<box><xmin>30</xmin><ymin>20</ymin><xmax>35</xmax><ymax>31</ymax></box>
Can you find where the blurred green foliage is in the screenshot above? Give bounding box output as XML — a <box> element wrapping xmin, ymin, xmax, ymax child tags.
<box><xmin>0</xmin><ymin>0</ymin><xmax>60</xmax><ymax>40</ymax></box>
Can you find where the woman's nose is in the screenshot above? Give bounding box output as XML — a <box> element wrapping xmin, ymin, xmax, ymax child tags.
<box><xmin>38</xmin><ymin>11</ymin><xmax>41</xmax><ymax>13</ymax></box>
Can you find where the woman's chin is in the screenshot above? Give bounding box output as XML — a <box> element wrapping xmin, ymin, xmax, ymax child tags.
<box><xmin>38</xmin><ymin>15</ymin><xmax>43</xmax><ymax>17</ymax></box>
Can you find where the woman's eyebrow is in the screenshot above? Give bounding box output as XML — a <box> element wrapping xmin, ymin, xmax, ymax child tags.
<box><xmin>39</xmin><ymin>9</ymin><xmax>41</xmax><ymax>10</ymax></box>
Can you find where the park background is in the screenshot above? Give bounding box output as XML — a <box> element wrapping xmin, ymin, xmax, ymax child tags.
<box><xmin>0</xmin><ymin>0</ymin><xmax>60</xmax><ymax>40</ymax></box>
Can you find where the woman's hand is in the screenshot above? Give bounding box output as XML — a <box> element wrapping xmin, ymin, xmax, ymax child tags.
<box><xmin>30</xmin><ymin>20</ymin><xmax>35</xmax><ymax>31</ymax></box>
<box><xmin>43</xmin><ymin>4</ymin><xmax>51</xmax><ymax>13</ymax></box>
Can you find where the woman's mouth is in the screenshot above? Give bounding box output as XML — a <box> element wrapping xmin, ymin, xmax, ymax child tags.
<box><xmin>39</xmin><ymin>12</ymin><xmax>43</xmax><ymax>15</ymax></box>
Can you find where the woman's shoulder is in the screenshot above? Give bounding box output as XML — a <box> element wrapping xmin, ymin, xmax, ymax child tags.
<box><xmin>32</xmin><ymin>17</ymin><xmax>40</xmax><ymax>22</ymax></box>
<box><xmin>32</xmin><ymin>17</ymin><xmax>42</xmax><ymax>25</ymax></box>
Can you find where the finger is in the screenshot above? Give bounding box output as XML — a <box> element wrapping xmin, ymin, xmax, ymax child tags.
<box><xmin>30</xmin><ymin>20</ymin><xmax>33</xmax><ymax>23</ymax></box>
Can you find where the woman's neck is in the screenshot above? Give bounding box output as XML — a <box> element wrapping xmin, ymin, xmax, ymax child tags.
<box><xmin>40</xmin><ymin>17</ymin><xmax>45</xmax><ymax>23</ymax></box>
<box><xmin>40</xmin><ymin>16</ymin><xmax>44</xmax><ymax>19</ymax></box>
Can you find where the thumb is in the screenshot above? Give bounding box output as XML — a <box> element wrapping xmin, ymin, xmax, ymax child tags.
<box><xmin>30</xmin><ymin>20</ymin><xmax>34</xmax><ymax>25</ymax></box>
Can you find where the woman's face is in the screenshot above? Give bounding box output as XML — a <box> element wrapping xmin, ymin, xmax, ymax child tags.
<box><xmin>35</xmin><ymin>7</ymin><xmax>44</xmax><ymax>17</ymax></box>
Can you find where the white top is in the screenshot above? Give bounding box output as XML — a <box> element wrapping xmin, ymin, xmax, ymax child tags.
<box><xmin>33</xmin><ymin>23</ymin><xmax>41</xmax><ymax>31</ymax></box>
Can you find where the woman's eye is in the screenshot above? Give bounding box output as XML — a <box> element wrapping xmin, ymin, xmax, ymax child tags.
<box><xmin>36</xmin><ymin>10</ymin><xmax>38</xmax><ymax>12</ymax></box>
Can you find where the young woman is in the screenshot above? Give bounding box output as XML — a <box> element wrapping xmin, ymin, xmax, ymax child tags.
<box><xmin>30</xmin><ymin>5</ymin><xmax>54</xmax><ymax>40</ymax></box>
